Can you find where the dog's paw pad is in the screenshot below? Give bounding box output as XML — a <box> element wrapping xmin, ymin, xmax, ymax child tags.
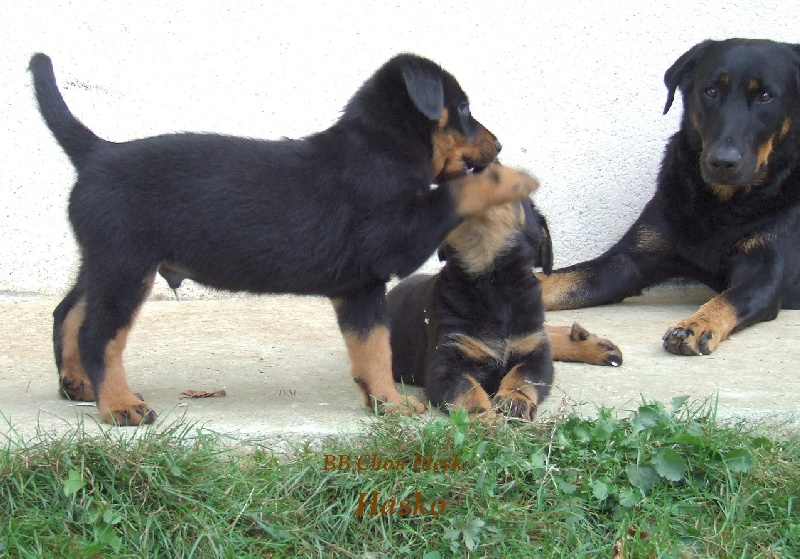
<box><xmin>663</xmin><ymin>320</ymin><xmax>716</xmax><ymax>356</ymax></box>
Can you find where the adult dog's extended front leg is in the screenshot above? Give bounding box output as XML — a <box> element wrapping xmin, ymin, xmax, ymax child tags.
<box><xmin>663</xmin><ymin>252</ymin><xmax>784</xmax><ymax>355</ymax></box>
<box><xmin>332</xmin><ymin>286</ymin><xmax>425</xmax><ymax>414</ymax></box>
<box><xmin>538</xmin><ymin>220</ymin><xmax>689</xmax><ymax>311</ymax></box>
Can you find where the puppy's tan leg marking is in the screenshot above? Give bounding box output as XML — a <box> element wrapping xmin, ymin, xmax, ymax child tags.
<box><xmin>344</xmin><ymin>326</ymin><xmax>426</xmax><ymax>414</ymax></box>
<box><xmin>492</xmin><ymin>365</ymin><xmax>538</xmax><ymax>421</ymax></box>
<box><xmin>59</xmin><ymin>298</ymin><xmax>95</xmax><ymax>401</ymax></box>
<box><xmin>96</xmin><ymin>274</ymin><xmax>156</xmax><ymax>425</ymax></box>
<box><xmin>546</xmin><ymin>323</ymin><xmax>622</xmax><ymax>366</ymax></box>
<box><xmin>449</xmin><ymin>162</ymin><xmax>538</xmax><ymax>216</ymax></box>
<box><xmin>662</xmin><ymin>296</ymin><xmax>739</xmax><ymax>356</ymax></box>
<box><xmin>450</xmin><ymin>374</ymin><xmax>496</xmax><ymax>422</ymax></box>
<box><xmin>97</xmin><ymin>325</ymin><xmax>155</xmax><ymax>425</ymax></box>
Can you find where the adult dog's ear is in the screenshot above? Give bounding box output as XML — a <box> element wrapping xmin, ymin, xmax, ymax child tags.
<box><xmin>663</xmin><ymin>40</ymin><xmax>712</xmax><ymax>115</ymax></box>
<box><xmin>401</xmin><ymin>58</ymin><xmax>445</xmax><ymax>121</ymax></box>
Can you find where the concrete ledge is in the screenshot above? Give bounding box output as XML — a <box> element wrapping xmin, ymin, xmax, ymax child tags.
<box><xmin>1</xmin><ymin>287</ymin><xmax>798</xmax><ymax>443</ymax></box>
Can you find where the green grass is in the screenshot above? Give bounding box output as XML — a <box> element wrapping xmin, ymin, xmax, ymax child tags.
<box><xmin>1</xmin><ymin>398</ymin><xmax>798</xmax><ymax>558</ymax></box>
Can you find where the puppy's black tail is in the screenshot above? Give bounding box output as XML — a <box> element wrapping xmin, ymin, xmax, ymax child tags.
<box><xmin>29</xmin><ymin>53</ymin><xmax>103</xmax><ymax>169</ymax></box>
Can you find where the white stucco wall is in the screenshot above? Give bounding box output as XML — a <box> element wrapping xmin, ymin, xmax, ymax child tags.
<box><xmin>2</xmin><ymin>1</ymin><xmax>798</xmax><ymax>297</ymax></box>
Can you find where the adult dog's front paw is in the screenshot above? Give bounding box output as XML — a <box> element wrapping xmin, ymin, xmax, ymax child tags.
<box><xmin>662</xmin><ymin>318</ymin><xmax>721</xmax><ymax>356</ymax></box>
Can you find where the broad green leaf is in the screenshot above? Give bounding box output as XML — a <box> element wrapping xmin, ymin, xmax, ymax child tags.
<box><xmin>591</xmin><ymin>480</ymin><xmax>610</xmax><ymax>501</ymax></box>
<box><xmin>671</xmin><ymin>395</ymin><xmax>690</xmax><ymax>413</ymax></box>
<box><xmin>64</xmin><ymin>469</ymin><xmax>86</xmax><ymax>497</ymax></box>
<box><xmin>652</xmin><ymin>448</ymin><xmax>688</xmax><ymax>482</ymax></box>
<box><xmin>627</xmin><ymin>463</ymin><xmax>658</xmax><ymax>493</ymax></box>
<box><xmin>555</xmin><ymin>477</ymin><xmax>578</xmax><ymax>495</ymax></box>
<box><xmin>462</xmin><ymin>518</ymin><xmax>485</xmax><ymax>551</ymax></box>
<box><xmin>724</xmin><ymin>448</ymin><xmax>753</xmax><ymax>473</ymax></box>
<box><xmin>619</xmin><ymin>488</ymin><xmax>638</xmax><ymax>508</ymax></box>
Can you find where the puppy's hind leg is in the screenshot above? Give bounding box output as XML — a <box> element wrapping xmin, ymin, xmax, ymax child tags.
<box><xmin>332</xmin><ymin>286</ymin><xmax>426</xmax><ymax>414</ymax></box>
<box><xmin>79</xmin><ymin>266</ymin><xmax>157</xmax><ymax>425</ymax></box>
<box><xmin>53</xmin><ymin>265</ymin><xmax>95</xmax><ymax>401</ymax></box>
<box><xmin>546</xmin><ymin>323</ymin><xmax>623</xmax><ymax>367</ymax></box>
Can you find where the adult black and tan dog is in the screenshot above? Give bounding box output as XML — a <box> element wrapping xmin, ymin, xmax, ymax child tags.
<box><xmin>388</xmin><ymin>199</ymin><xmax>622</xmax><ymax>421</ymax></box>
<box><xmin>539</xmin><ymin>39</ymin><xmax>800</xmax><ymax>356</ymax></box>
<box><xmin>29</xmin><ymin>52</ymin><xmax>538</xmax><ymax>425</ymax></box>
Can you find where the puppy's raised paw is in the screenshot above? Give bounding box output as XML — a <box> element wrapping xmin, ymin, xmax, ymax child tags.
<box><xmin>449</xmin><ymin>161</ymin><xmax>539</xmax><ymax>216</ymax></box>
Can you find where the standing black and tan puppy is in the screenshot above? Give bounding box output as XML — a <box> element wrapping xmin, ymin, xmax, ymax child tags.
<box><xmin>30</xmin><ymin>53</ymin><xmax>538</xmax><ymax>425</ymax></box>
<box><xmin>539</xmin><ymin>39</ymin><xmax>800</xmax><ymax>356</ymax></box>
<box><xmin>388</xmin><ymin>199</ymin><xmax>622</xmax><ymax>421</ymax></box>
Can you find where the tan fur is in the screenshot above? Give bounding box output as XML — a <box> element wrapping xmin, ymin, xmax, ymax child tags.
<box><xmin>494</xmin><ymin>365</ymin><xmax>539</xmax><ymax>405</ymax></box>
<box><xmin>444</xmin><ymin>204</ymin><xmax>525</xmax><ymax>275</ymax></box>
<box><xmin>343</xmin><ymin>326</ymin><xmax>425</xmax><ymax>413</ymax></box>
<box><xmin>691</xmin><ymin>113</ymin><xmax>702</xmax><ymax>137</ymax></box>
<box><xmin>445</xmin><ymin>333</ymin><xmax>503</xmax><ymax>362</ymax></box>
<box><xmin>506</xmin><ymin>331</ymin><xmax>547</xmax><ymax>357</ymax></box>
<box><xmin>448</xmin><ymin>162</ymin><xmax>539</xmax><ymax>217</ymax></box>
<box><xmin>756</xmin><ymin>135</ymin><xmax>775</xmax><ymax>170</ymax></box>
<box><xmin>734</xmin><ymin>231</ymin><xmax>777</xmax><ymax>254</ymax></box>
<box><xmin>635</xmin><ymin>225</ymin><xmax>672</xmax><ymax>253</ymax></box>
<box><xmin>94</xmin><ymin>275</ymin><xmax>156</xmax><ymax>424</ymax></box>
<box><xmin>97</xmin><ymin>325</ymin><xmax>149</xmax><ymax>424</ymax></box>
<box><xmin>446</xmin><ymin>330</ymin><xmax>546</xmax><ymax>365</ymax></box>
<box><xmin>545</xmin><ymin>323</ymin><xmax>621</xmax><ymax>366</ymax></box>
<box><xmin>492</xmin><ymin>365</ymin><xmax>539</xmax><ymax>421</ymax></box>
<box><xmin>431</xmin><ymin>108</ymin><xmax>499</xmax><ymax>181</ymax></box>
<box><xmin>720</xmin><ymin>73</ymin><xmax>730</xmax><ymax>86</ymax></box>
<box><xmin>757</xmin><ymin>134</ymin><xmax>776</xmax><ymax>171</ymax></box>
<box><xmin>59</xmin><ymin>297</ymin><xmax>94</xmax><ymax>401</ymax></box>
<box><xmin>450</xmin><ymin>374</ymin><xmax>494</xmax><ymax>414</ymax></box>
<box><xmin>707</xmin><ymin>183</ymin><xmax>739</xmax><ymax>202</ymax></box>
<box><xmin>664</xmin><ymin>295</ymin><xmax>739</xmax><ymax>354</ymax></box>
<box><xmin>537</xmin><ymin>270</ymin><xmax>588</xmax><ymax>311</ymax></box>
<box><xmin>780</xmin><ymin>117</ymin><xmax>791</xmax><ymax>140</ymax></box>
<box><xmin>747</xmin><ymin>79</ymin><xmax>759</xmax><ymax>91</ymax></box>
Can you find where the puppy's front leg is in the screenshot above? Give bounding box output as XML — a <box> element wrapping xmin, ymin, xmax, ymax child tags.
<box><xmin>492</xmin><ymin>332</ymin><xmax>554</xmax><ymax>421</ymax></box>
<box><xmin>332</xmin><ymin>286</ymin><xmax>425</xmax><ymax>414</ymax></box>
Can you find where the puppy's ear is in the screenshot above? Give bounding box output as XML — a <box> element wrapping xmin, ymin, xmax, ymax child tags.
<box><xmin>536</xmin><ymin>213</ymin><xmax>553</xmax><ymax>275</ymax></box>
<box><xmin>663</xmin><ymin>40</ymin><xmax>712</xmax><ymax>115</ymax></box>
<box><xmin>401</xmin><ymin>59</ymin><xmax>445</xmax><ymax>121</ymax></box>
<box><xmin>523</xmin><ymin>200</ymin><xmax>553</xmax><ymax>275</ymax></box>
<box><xmin>792</xmin><ymin>44</ymin><xmax>800</xmax><ymax>94</ymax></box>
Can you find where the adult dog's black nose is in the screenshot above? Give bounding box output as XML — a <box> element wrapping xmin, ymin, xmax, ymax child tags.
<box><xmin>707</xmin><ymin>145</ymin><xmax>742</xmax><ymax>177</ymax></box>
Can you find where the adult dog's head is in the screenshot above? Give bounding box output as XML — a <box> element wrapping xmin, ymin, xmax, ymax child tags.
<box><xmin>344</xmin><ymin>54</ymin><xmax>502</xmax><ymax>183</ymax></box>
<box><xmin>664</xmin><ymin>39</ymin><xmax>800</xmax><ymax>199</ymax></box>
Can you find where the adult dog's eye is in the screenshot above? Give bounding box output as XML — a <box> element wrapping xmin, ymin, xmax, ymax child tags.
<box><xmin>458</xmin><ymin>103</ymin><xmax>470</xmax><ymax>117</ymax></box>
<box><xmin>758</xmin><ymin>90</ymin><xmax>773</xmax><ymax>103</ymax></box>
<box><xmin>704</xmin><ymin>87</ymin><xmax>718</xmax><ymax>98</ymax></box>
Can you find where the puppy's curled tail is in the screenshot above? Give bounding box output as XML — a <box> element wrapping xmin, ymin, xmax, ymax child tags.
<box><xmin>29</xmin><ymin>53</ymin><xmax>103</xmax><ymax>169</ymax></box>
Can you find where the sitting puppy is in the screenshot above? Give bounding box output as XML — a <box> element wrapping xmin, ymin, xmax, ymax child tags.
<box><xmin>388</xmin><ymin>198</ymin><xmax>622</xmax><ymax>420</ymax></box>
